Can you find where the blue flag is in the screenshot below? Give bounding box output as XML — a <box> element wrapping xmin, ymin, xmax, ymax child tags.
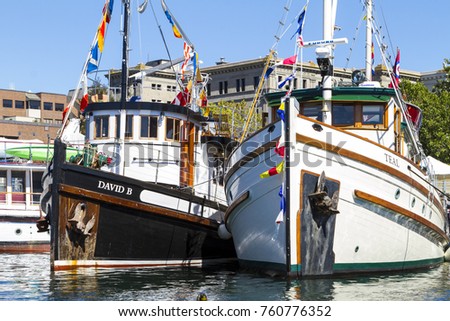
<box><xmin>87</xmin><ymin>42</ymin><xmax>99</xmax><ymax>73</ymax></box>
<box><xmin>291</xmin><ymin>8</ymin><xmax>306</xmax><ymax>39</ymax></box>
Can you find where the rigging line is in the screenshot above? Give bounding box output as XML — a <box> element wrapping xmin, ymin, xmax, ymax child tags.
<box><xmin>136</xmin><ymin>0</ymin><xmax>144</xmax><ymax>63</ymax></box>
<box><xmin>148</xmin><ymin>0</ymin><xmax>177</xmax><ymax>75</ymax></box>
<box><xmin>408</xmin><ymin>165</ymin><xmax>450</xmax><ymax>198</ymax></box>
<box><xmin>378</xmin><ymin>2</ymin><xmax>395</xmax><ymax>60</ymax></box>
<box><xmin>343</xmin><ymin>10</ymin><xmax>365</xmax><ymax>70</ymax></box>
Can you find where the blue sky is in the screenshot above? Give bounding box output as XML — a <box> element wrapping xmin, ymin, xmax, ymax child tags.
<box><xmin>1</xmin><ymin>0</ymin><xmax>449</xmax><ymax>95</ymax></box>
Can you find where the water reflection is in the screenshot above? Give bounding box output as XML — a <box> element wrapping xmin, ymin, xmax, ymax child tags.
<box><xmin>1</xmin><ymin>253</ymin><xmax>449</xmax><ymax>301</ymax></box>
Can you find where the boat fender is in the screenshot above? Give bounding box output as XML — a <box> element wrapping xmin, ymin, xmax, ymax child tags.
<box><xmin>445</xmin><ymin>245</ymin><xmax>450</xmax><ymax>262</ymax></box>
<box><xmin>218</xmin><ymin>224</ymin><xmax>232</xmax><ymax>240</ymax></box>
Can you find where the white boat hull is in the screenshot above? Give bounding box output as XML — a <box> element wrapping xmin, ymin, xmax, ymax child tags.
<box><xmin>225</xmin><ymin>116</ymin><xmax>449</xmax><ymax>276</ymax></box>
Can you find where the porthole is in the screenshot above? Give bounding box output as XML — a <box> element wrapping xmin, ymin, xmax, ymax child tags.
<box><xmin>15</xmin><ymin>229</ymin><xmax>22</xmax><ymax>235</ymax></box>
<box><xmin>394</xmin><ymin>189</ymin><xmax>401</xmax><ymax>200</ymax></box>
<box><xmin>411</xmin><ymin>197</ymin><xmax>416</xmax><ymax>208</ymax></box>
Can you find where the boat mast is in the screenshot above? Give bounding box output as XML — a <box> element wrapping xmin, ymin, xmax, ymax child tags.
<box><xmin>365</xmin><ymin>0</ymin><xmax>373</xmax><ymax>81</ymax></box>
<box><xmin>118</xmin><ymin>0</ymin><xmax>130</xmax><ymax>175</ymax></box>
<box><xmin>320</xmin><ymin>0</ymin><xmax>335</xmax><ymax>124</ymax></box>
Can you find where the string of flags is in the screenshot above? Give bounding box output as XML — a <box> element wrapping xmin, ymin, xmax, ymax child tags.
<box><xmin>63</xmin><ymin>0</ymin><xmax>114</xmax><ymax>121</ymax></box>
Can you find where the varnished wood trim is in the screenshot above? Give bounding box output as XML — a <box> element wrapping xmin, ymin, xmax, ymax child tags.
<box><xmin>296</xmin><ymin>133</ymin><xmax>446</xmax><ymax>220</ymax></box>
<box><xmin>224</xmin><ymin>191</ymin><xmax>250</xmax><ymax>226</ymax></box>
<box><xmin>58</xmin><ymin>184</ymin><xmax>219</xmax><ymax>228</ymax></box>
<box><xmin>354</xmin><ymin>189</ymin><xmax>449</xmax><ymax>243</ymax></box>
<box><xmin>224</xmin><ymin>140</ymin><xmax>277</xmax><ymax>184</ymax></box>
<box><xmin>297</xmin><ymin>114</ymin><xmax>422</xmax><ymax>171</ymax></box>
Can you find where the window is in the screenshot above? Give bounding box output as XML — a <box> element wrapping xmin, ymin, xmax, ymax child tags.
<box><xmin>302</xmin><ymin>104</ymin><xmax>322</xmax><ymax>121</ymax></box>
<box><xmin>43</xmin><ymin>102</ymin><xmax>53</xmax><ymax>111</ymax></box>
<box><xmin>219</xmin><ymin>82</ymin><xmax>223</xmax><ymax>95</ymax></box>
<box><xmin>141</xmin><ymin>116</ymin><xmax>158</xmax><ymax>138</ymax></box>
<box><xmin>11</xmin><ymin>171</ymin><xmax>25</xmax><ymax>203</ymax></box>
<box><xmin>236</xmin><ymin>79</ymin><xmax>240</xmax><ymax>92</ymax></box>
<box><xmin>241</xmin><ymin>78</ymin><xmax>245</xmax><ymax>92</ymax></box>
<box><xmin>362</xmin><ymin>105</ymin><xmax>384</xmax><ymax>125</ymax></box>
<box><xmin>0</xmin><ymin>171</ymin><xmax>6</xmax><ymax>202</ymax></box>
<box><xmin>55</xmin><ymin>103</ymin><xmax>64</xmax><ymax>112</ymax></box>
<box><xmin>166</xmin><ymin>118</ymin><xmax>180</xmax><ymax>141</ymax></box>
<box><xmin>94</xmin><ymin>115</ymin><xmax>109</xmax><ymax>138</ymax></box>
<box><xmin>116</xmin><ymin>115</ymin><xmax>133</xmax><ymax>138</ymax></box>
<box><xmin>253</xmin><ymin>76</ymin><xmax>260</xmax><ymax>89</ymax></box>
<box><xmin>332</xmin><ymin>104</ymin><xmax>354</xmax><ymax>126</ymax></box>
<box><xmin>31</xmin><ymin>171</ymin><xmax>43</xmax><ymax>204</ymax></box>
<box><xmin>28</xmin><ymin>100</ymin><xmax>40</xmax><ymax>109</ymax></box>
<box><xmin>15</xmin><ymin>100</ymin><xmax>24</xmax><ymax>109</ymax></box>
<box><xmin>3</xmin><ymin>99</ymin><xmax>12</xmax><ymax>108</ymax></box>
<box><xmin>207</xmin><ymin>84</ymin><xmax>211</xmax><ymax>96</ymax></box>
<box><xmin>223</xmin><ymin>81</ymin><xmax>228</xmax><ymax>94</ymax></box>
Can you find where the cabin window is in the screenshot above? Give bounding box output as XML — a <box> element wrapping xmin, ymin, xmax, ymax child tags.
<box><xmin>31</xmin><ymin>171</ymin><xmax>43</xmax><ymax>204</ymax></box>
<box><xmin>362</xmin><ymin>105</ymin><xmax>384</xmax><ymax>125</ymax></box>
<box><xmin>11</xmin><ymin>171</ymin><xmax>25</xmax><ymax>203</ymax></box>
<box><xmin>0</xmin><ymin>171</ymin><xmax>6</xmax><ymax>202</ymax></box>
<box><xmin>301</xmin><ymin>104</ymin><xmax>322</xmax><ymax>121</ymax></box>
<box><xmin>94</xmin><ymin>115</ymin><xmax>109</xmax><ymax>138</ymax></box>
<box><xmin>332</xmin><ymin>104</ymin><xmax>355</xmax><ymax>126</ymax></box>
<box><xmin>166</xmin><ymin>118</ymin><xmax>180</xmax><ymax>141</ymax></box>
<box><xmin>116</xmin><ymin>115</ymin><xmax>133</xmax><ymax>139</ymax></box>
<box><xmin>141</xmin><ymin>116</ymin><xmax>158</xmax><ymax>138</ymax></box>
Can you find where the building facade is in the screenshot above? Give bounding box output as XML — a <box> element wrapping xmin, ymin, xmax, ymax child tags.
<box><xmin>0</xmin><ymin>89</ymin><xmax>67</xmax><ymax>141</ymax></box>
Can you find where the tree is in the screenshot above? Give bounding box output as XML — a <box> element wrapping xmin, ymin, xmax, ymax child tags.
<box><xmin>400</xmin><ymin>80</ymin><xmax>450</xmax><ymax>164</ymax></box>
<box><xmin>205</xmin><ymin>100</ymin><xmax>263</xmax><ymax>140</ymax></box>
<box><xmin>432</xmin><ymin>58</ymin><xmax>450</xmax><ymax>95</ymax></box>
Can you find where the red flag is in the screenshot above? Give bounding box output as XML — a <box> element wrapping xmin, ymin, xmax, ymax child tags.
<box><xmin>389</xmin><ymin>48</ymin><xmax>400</xmax><ymax>88</ymax></box>
<box><xmin>80</xmin><ymin>74</ymin><xmax>89</xmax><ymax>113</ymax></box>
<box><xmin>282</xmin><ymin>55</ymin><xmax>297</xmax><ymax>65</ymax></box>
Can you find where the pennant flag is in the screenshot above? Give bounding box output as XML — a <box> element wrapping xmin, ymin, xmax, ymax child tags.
<box><xmin>260</xmin><ymin>160</ymin><xmax>284</xmax><ymax>178</ymax></box>
<box><xmin>389</xmin><ymin>48</ymin><xmax>400</xmax><ymax>88</ymax></box>
<box><xmin>98</xmin><ymin>15</ymin><xmax>107</xmax><ymax>52</ymax></box>
<box><xmin>297</xmin><ymin>34</ymin><xmax>304</xmax><ymax>48</ymax></box>
<box><xmin>277</xmin><ymin>102</ymin><xmax>285</xmax><ymax>121</ymax></box>
<box><xmin>181</xmin><ymin>42</ymin><xmax>192</xmax><ymax>79</ymax></box>
<box><xmin>87</xmin><ymin>42</ymin><xmax>99</xmax><ymax>73</ymax></box>
<box><xmin>79</xmin><ymin>74</ymin><xmax>89</xmax><ymax>113</ymax></box>
<box><xmin>276</xmin><ymin>184</ymin><xmax>286</xmax><ymax>224</ymax></box>
<box><xmin>162</xmin><ymin>3</ymin><xmax>182</xmax><ymax>38</ymax></box>
<box><xmin>282</xmin><ymin>55</ymin><xmax>297</xmax><ymax>65</ymax></box>
<box><xmin>278</xmin><ymin>74</ymin><xmax>295</xmax><ymax>89</ymax></box>
<box><xmin>103</xmin><ymin>0</ymin><xmax>114</xmax><ymax>23</ymax></box>
<box><xmin>291</xmin><ymin>7</ymin><xmax>307</xmax><ymax>39</ymax></box>
<box><xmin>275</xmin><ymin>121</ymin><xmax>285</xmax><ymax>157</ymax></box>
<box><xmin>199</xmin><ymin>89</ymin><xmax>208</xmax><ymax>107</ymax></box>
<box><xmin>172</xmin><ymin>81</ymin><xmax>192</xmax><ymax>106</ymax></box>
<box><xmin>265</xmin><ymin>56</ymin><xmax>297</xmax><ymax>79</ymax></box>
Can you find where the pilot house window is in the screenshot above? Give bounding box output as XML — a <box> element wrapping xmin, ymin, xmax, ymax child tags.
<box><xmin>332</xmin><ymin>104</ymin><xmax>355</xmax><ymax>126</ymax></box>
<box><xmin>141</xmin><ymin>116</ymin><xmax>158</xmax><ymax>138</ymax></box>
<box><xmin>94</xmin><ymin>116</ymin><xmax>109</xmax><ymax>138</ymax></box>
<box><xmin>166</xmin><ymin>118</ymin><xmax>180</xmax><ymax>141</ymax></box>
<box><xmin>362</xmin><ymin>105</ymin><xmax>384</xmax><ymax>125</ymax></box>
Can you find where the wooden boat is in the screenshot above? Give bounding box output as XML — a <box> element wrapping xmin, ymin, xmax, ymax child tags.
<box><xmin>223</xmin><ymin>0</ymin><xmax>450</xmax><ymax>276</ymax></box>
<box><xmin>40</xmin><ymin>0</ymin><xmax>236</xmax><ymax>270</ymax></box>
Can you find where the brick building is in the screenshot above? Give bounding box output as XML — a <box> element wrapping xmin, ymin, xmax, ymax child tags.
<box><xmin>0</xmin><ymin>89</ymin><xmax>68</xmax><ymax>141</ymax></box>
